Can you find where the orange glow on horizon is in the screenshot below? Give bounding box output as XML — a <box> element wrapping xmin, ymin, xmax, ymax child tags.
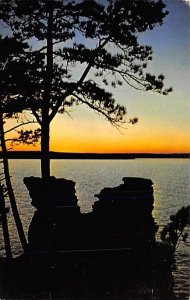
<box><xmin>11</xmin><ymin>123</ymin><xmax>190</xmax><ymax>154</ymax></box>
<box><xmin>11</xmin><ymin>142</ymin><xmax>190</xmax><ymax>154</ymax></box>
<box><xmin>5</xmin><ymin>108</ymin><xmax>190</xmax><ymax>154</ymax></box>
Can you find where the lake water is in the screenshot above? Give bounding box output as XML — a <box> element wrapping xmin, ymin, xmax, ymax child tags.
<box><xmin>0</xmin><ymin>158</ymin><xmax>190</xmax><ymax>299</ymax></box>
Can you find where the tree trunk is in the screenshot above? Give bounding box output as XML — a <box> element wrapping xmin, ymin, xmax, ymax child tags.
<box><xmin>41</xmin><ymin>119</ymin><xmax>50</xmax><ymax>180</ymax></box>
<box><xmin>41</xmin><ymin>2</ymin><xmax>53</xmax><ymax>180</ymax></box>
<box><xmin>0</xmin><ymin>110</ymin><xmax>27</xmax><ymax>250</ymax></box>
<box><xmin>0</xmin><ymin>185</ymin><xmax>12</xmax><ymax>259</ymax></box>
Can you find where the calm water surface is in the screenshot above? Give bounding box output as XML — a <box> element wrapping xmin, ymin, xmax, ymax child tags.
<box><xmin>0</xmin><ymin>158</ymin><xmax>189</xmax><ymax>298</ymax></box>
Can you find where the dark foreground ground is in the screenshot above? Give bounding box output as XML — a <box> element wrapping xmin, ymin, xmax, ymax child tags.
<box><xmin>0</xmin><ymin>249</ymin><xmax>178</xmax><ymax>300</ymax></box>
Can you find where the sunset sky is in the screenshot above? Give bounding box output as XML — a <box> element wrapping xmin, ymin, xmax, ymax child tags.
<box><xmin>7</xmin><ymin>0</ymin><xmax>190</xmax><ymax>153</ymax></box>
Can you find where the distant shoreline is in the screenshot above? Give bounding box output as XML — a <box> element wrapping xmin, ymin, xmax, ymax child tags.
<box><xmin>0</xmin><ymin>151</ymin><xmax>189</xmax><ymax>159</ymax></box>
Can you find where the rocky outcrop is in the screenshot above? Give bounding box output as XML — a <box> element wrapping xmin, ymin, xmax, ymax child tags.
<box><xmin>92</xmin><ymin>177</ymin><xmax>157</xmax><ymax>248</ymax></box>
<box><xmin>24</xmin><ymin>176</ymin><xmax>81</xmax><ymax>250</ymax></box>
<box><xmin>24</xmin><ymin>176</ymin><xmax>158</xmax><ymax>251</ymax></box>
<box><xmin>94</xmin><ymin>177</ymin><xmax>154</xmax><ymax>213</ymax></box>
<box><xmin>24</xmin><ymin>176</ymin><xmax>79</xmax><ymax>210</ymax></box>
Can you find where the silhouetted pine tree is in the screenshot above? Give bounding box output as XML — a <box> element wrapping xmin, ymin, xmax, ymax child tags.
<box><xmin>0</xmin><ymin>36</ymin><xmax>41</xmax><ymax>251</ymax></box>
<box><xmin>0</xmin><ymin>0</ymin><xmax>172</xmax><ymax>179</ymax></box>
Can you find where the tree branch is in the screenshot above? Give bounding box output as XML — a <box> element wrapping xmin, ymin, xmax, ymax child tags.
<box><xmin>49</xmin><ymin>37</ymin><xmax>110</xmax><ymax>122</ymax></box>
<box><xmin>31</xmin><ymin>109</ymin><xmax>42</xmax><ymax>125</ymax></box>
<box><xmin>73</xmin><ymin>93</ymin><xmax>123</xmax><ymax>128</ymax></box>
<box><xmin>4</xmin><ymin>121</ymin><xmax>37</xmax><ymax>134</ymax></box>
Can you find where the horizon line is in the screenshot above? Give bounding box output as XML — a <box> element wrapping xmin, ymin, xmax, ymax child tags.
<box><xmin>3</xmin><ymin>150</ymin><xmax>190</xmax><ymax>155</ymax></box>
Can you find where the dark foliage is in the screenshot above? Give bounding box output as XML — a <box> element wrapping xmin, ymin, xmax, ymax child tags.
<box><xmin>0</xmin><ymin>0</ymin><xmax>172</xmax><ymax>177</ymax></box>
<box><xmin>0</xmin><ymin>0</ymin><xmax>172</xmax><ymax>126</ymax></box>
<box><xmin>160</xmin><ymin>206</ymin><xmax>190</xmax><ymax>250</ymax></box>
<box><xmin>0</xmin><ymin>35</ymin><xmax>41</xmax><ymax>145</ymax></box>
